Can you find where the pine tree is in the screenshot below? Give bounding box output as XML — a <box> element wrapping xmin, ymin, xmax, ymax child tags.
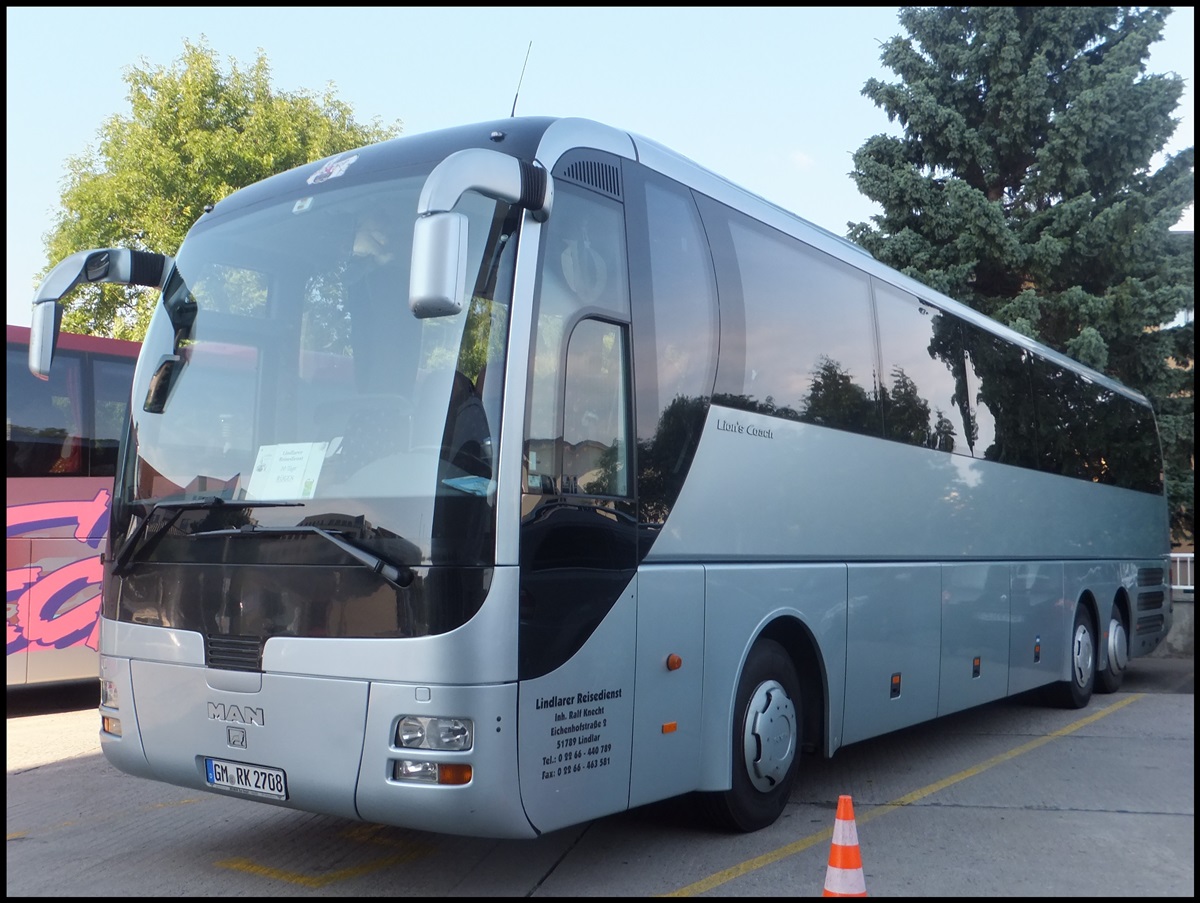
<box><xmin>849</xmin><ymin>6</ymin><xmax>1194</xmax><ymax>543</ymax></box>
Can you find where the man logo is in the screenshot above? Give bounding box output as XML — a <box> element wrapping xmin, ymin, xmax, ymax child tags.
<box><xmin>227</xmin><ymin>726</ymin><xmax>248</xmax><ymax>749</ymax></box>
<box><xmin>207</xmin><ymin>702</ymin><xmax>265</xmax><ymax>726</ymax></box>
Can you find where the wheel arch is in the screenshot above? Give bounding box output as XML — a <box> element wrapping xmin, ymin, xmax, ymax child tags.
<box><xmin>697</xmin><ymin>599</ymin><xmax>838</xmax><ymax>794</ymax></box>
<box><xmin>1076</xmin><ymin>589</ymin><xmax>1100</xmax><ymax>643</ymax></box>
<box><xmin>756</xmin><ymin>615</ymin><xmax>827</xmax><ymax>759</ymax></box>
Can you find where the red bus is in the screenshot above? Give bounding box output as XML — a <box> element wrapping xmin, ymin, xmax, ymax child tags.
<box><xmin>7</xmin><ymin>324</ymin><xmax>139</xmax><ymax>687</ymax></box>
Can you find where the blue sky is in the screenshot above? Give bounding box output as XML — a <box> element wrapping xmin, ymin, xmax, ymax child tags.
<box><xmin>6</xmin><ymin>6</ymin><xmax>1194</xmax><ymax>328</ymax></box>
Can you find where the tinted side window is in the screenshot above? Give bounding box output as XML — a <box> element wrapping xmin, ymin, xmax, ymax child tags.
<box><xmin>1030</xmin><ymin>356</ymin><xmax>1095</xmax><ymax>480</ymax></box>
<box><xmin>1028</xmin><ymin>357</ymin><xmax>1162</xmax><ymax>493</ymax></box>
<box><xmin>1108</xmin><ymin>397</ymin><xmax>1163</xmax><ymax>494</ymax></box>
<box><xmin>633</xmin><ymin>176</ymin><xmax>717</xmax><ymax>436</ymax></box>
<box><xmin>7</xmin><ymin>344</ymin><xmax>84</xmax><ymax>477</ymax></box>
<box><xmin>874</xmin><ymin>282</ymin><xmax>967</xmax><ymax>452</ymax></box>
<box><xmin>562</xmin><ymin>319</ymin><xmax>631</xmax><ymax>497</ymax></box>
<box><xmin>91</xmin><ymin>356</ymin><xmax>136</xmax><ymax>477</ymax></box>
<box><xmin>626</xmin><ymin>169</ymin><xmax>717</xmax><ymax>527</ymax></box>
<box><xmin>699</xmin><ymin>198</ymin><xmax>880</xmax><ymax>436</ymax></box>
<box><xmin>526</xmin><ymin>181</ymin><xmax>631</xmax><ymax>496</ymax></box>
<box><xmin>959</xmin><ymin>321</ymin><xmax>1039</xmax><ymax>468</ymax></box>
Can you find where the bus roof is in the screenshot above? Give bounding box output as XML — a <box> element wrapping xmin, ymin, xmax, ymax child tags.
<box><xmin>182</xmin><ymin>115</ymin><xmax>1154</xmax><ymax>410</ymax></box>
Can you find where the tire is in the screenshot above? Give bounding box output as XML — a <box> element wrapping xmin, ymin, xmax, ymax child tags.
<box><xmin>1096</xmin><ymin>602</ymin><xmax>1129</xmax><ymax>694</ymax></box>
<box><xmin>703</xmin><ymin>638</ymin><xmax>801</xmax><ymax>832</ymax></box>
<box><xmin>1046</xmin><ymin>603</ymin><xmax>1096</xmax><ymax>709</ymax></box>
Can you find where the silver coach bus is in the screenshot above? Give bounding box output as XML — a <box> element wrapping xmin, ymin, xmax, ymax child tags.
<box><xmin>29</xmin><ymin>116</ymin><xmax>1172</xmax><ymax>838</ymax></box>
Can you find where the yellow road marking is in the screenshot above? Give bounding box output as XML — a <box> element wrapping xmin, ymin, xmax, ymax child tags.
<box><xmin>215</xmin><ymin>823</ymin><xmax>434</xmax><ymax>888</ymax></box>
<box><xmin>663</xmin><ymin>694</ymin><xmax>1144</xmax><ymax>896</ymax></box>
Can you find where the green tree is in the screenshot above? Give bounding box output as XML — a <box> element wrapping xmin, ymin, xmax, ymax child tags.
<box><xmin>42</xmin><ymin>37</ymin><xmax>402</xmax><ymax>340</ymax></box>
<box><xmin>849</xmin><ymin>6</ymin><xmax>1194</xmax><ymax>543</ymax></box>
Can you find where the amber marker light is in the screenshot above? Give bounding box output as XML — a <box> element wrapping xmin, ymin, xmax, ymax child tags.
<box><xmin>438</xmin><ymin>763</ymin><xmax>473</xmax><ymax>785</ymax></box>
<box><xmin>666</xmin><ymin>653</ymin><xmax>682</xmax><ymax>671</ymax></box>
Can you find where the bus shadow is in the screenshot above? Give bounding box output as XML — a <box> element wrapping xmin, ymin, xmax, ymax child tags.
<box><xmin>6</xmin><ymin>681</ymin><xmax>100</xmax><ymax>718</ymax></box>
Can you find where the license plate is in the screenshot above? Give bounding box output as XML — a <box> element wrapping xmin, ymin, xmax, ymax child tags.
<box><xmin>205</xmin><ymin>756</ymin><xmax>288</xmax><ymax>800</ymax></box>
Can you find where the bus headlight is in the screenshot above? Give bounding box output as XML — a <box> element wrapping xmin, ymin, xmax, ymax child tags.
<box><xmin>101</xmin><ymin>679</ymin><xmax>119</xmax><ymax>708</ymax></box>
<box><xmin>396</xmin><ymin>715</ymin><xmax>473</xmax><ymax>751</ymax></box>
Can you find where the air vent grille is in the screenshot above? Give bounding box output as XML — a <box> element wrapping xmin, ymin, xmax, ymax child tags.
<box><xmin>1137</xmin><ymin>590</ymin><xmax>1165</xmax><ymax>611</ymax></box>
<box><xmin>1136</xmin><ymin>614</ymin><xmax>1165</xmax><ymax>635</ymax></box>
<box><xmin>1137</xmin><ymin>567</ymin><xmax>1164</xmax><ymax>586</ymax></box>
<box><xmin>560</xmin><ymin>160</ymin><xmax>622</xmax><ymax>201</ymax></box>
<box><xmin>206</xmin><ymin>634</ymin><xmax>263</xmax><ymax>672</ymax></box>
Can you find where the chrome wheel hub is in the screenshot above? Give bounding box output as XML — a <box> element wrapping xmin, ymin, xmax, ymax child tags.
<box><xmin>741</xmin><ymin>680</ymin><xmax>796</xmax><ymax>792</ymax></box>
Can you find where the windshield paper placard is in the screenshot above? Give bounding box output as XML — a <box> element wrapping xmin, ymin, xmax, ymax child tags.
<box><xmin>246</xmin><ymin>442</ymin><xmax>328</xmax><ymax>499</ymax></box>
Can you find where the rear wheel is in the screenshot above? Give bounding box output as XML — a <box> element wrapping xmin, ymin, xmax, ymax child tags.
<box><xmin>1046</xmin><ymin>603</ymin><xmax>1096</xmax><ymax>709</ymax></box>
<box><xmin>1096</xmin><ymin>602</ymin><xmax>1129</xmax><ymax>694</ymax></box>
<box><xmin>703</xmin><ymin>638</ymin><xmax>801</xmax><ymax>832</ymax></box>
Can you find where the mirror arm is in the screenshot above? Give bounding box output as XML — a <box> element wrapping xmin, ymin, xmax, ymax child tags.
<box><xmin>28</xmin><ymin>248</ymin><xmax>173</xmax><ymax>379</ymax></box>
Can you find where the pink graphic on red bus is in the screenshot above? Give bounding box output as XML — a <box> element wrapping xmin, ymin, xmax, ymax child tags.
<box><xmin>7</xmin><ymin>489</ymin><xmax>111</xmax><ymax>655</ymax></box>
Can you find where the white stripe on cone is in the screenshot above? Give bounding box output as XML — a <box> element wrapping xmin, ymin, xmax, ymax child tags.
<box><xmin>824</xmin><ymin>864</ymin><xmax>867</xmax><ymax>896</ymax></box>
<box><xmin>832</xmin><ymin>816</ymin><xmax>859</xmax><ymax>846</ymax></box>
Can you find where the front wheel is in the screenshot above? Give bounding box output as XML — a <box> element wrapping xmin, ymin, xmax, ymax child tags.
<box><xmin>1096</xmin><ymin>602</ymin><xmax>1129</xmax><ymax>694</ymax></box>
<box><xmin>702</xmin><ymin>638</ymin><xmax>801</xmax><ymax>832</ymax></box>
<box><xmin>1046</xmin><ymin>603</ymin><xmax>1096</xmax><ymax>709</ymax></box>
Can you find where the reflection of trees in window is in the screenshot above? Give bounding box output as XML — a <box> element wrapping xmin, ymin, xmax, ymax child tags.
<box><xmin>880</xmin><ymin>366</ymin><xmax>955</xmax><ymax>451</ymax></box>
<box><xmin>705</xmin><ymin>195</ymin><xmax>876</xmax><ymax>436</ymax></box>
<box><xmin>1030</xmin><ymin>357</ymin><xmax>1135</xmax><ymax>486</ymax></box>
<box><xmin>959</xmin><ymin>324</ymin><xmax>1040</xmax><ymax>468</ymax></box>
<box><xmin>303</xmin><ymin>270</ymin><xmax>352</xmax><ymax>356</ymax></box>
<box><xmin>1027</xmin><ymin>360</ymin><xmax>1161</xmax><ymax>492</ymax></box>
<box><xmin>189</xmin><ymin>264</ymin><xmax>270</xmax><ymax>318</ymax></box>
<box><xmin>1106</xmin><ymin>401</ymin><xmax>1162</xmax><ymax>493</ymax></box>
<box><xmin>561</xmin><ymin>320</ymin><xmax>630</xmax><ymax>498</ymax></box>
<box><xmin>636</xmin><ymin>393</ymin><xmax>709</xmax><ymax>524</ymax></box>
<box><xmin>457</xmin><ymin>295</ymin><xmax>507</xmax><ymax>384</ymax></box>
<box><xmin>926</xmin><ymin>315</ymin><xmax>978</xmax><ymax>455</ymax></box>
<box><xmin>711</xmin><ymin>355</ymin><xmax>881</xmax><ymax>437</ymax></box>
<box><xmin>1029</xmin><ymin>357</ymin><xmax>1088</xmax><ymax>479</ymax></box>
<box><xmin>800</xmin><ymin>356</ymin><xmax>879</xmax><ymax>436</ymax></box>
<box><xmin>874</xmin><ymin>283</ymin><xmax>963</xmax><ymax>454</ymax></box>
<box><xmin>585</xmin><ymin>441</ymin><xmax>624</xmax><ymax>496</ymax></box>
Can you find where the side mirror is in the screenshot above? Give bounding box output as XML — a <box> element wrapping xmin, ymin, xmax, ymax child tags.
<box><xmin>27</xmin><ymin>248</ymin><xmax>171</xmax><ymax>379</ymax></box>
<box><xmin>28</xmin><ymin>300</ymin><xmax>63</xmax><ymax>380</ymax></box>
<box><xmin>408</xmin><ymin>148</ymin><xmax>552</xmax><ymax>319</ymax></box>
<box><xmin>409</xmin><ymin>212</ymin><xmax>469</xmax><ymax>318</ymax></box>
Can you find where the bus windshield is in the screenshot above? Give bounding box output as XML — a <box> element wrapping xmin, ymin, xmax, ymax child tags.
<box><xmin>121</xmin><ymin>168</ymin><xmax>517</xmax><ymax>570</ymax></box>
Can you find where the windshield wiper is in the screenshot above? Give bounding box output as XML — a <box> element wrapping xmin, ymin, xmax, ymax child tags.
<box><xmin>109</xmin><ymin>497</ymin><xmax>304</xmax><ymax>576</ymax></box>
<box><xmin>191</xmin><ymin>523</ymin><xmax>415</xmax><ymax>590</ymax></box>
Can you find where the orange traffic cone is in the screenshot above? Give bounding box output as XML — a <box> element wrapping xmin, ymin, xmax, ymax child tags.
<box><xmin>822</xmin><ymin>794</ymin><xmax>866</xmax><ymax>896</ymax></box>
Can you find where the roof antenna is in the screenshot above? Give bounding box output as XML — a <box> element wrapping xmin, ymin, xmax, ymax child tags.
<box><xmin>510</xmin><ymin>42</ymin><xmax>532</xmax><ymax>117</ymax></box>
